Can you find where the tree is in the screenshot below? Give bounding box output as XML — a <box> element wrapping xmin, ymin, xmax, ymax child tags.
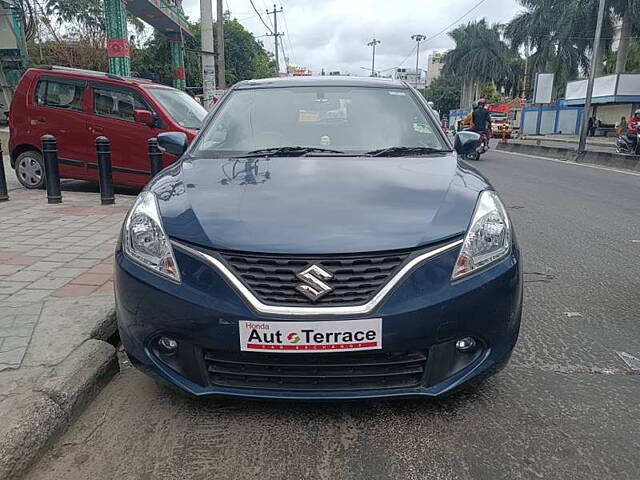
<box><xmin>610</xmin><ymin>0</ymin><xmax>640</xmax><ymax>73</ymax></box>
<box><xmin>505</xmin><ymin>0</ymin><xmax>616</xmax><ymax>98</ymax></box>
<box><xmin>424</xmin><ymin>74</ymin><xmax>462</xmax><ymax>114</ymax></box>
<box><xmin>443</xmin><ymin>20</ymin><xmax>514</xmax><ymax>108</ymax></box>
<box><xmin>479</xmin><ymin>82</ymin><xmax>502</xmax><ymax>103</ymax></box>
<box><xmin>132</xmin><ymin>18</ymin><xmax>276</xmax><ymax>88</ymax></box>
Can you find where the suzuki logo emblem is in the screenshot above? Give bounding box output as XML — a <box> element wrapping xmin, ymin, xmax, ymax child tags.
<box><xmin>295</xmin><ymin>264</ymin><xmax>334</xmax><ymax>302</ymax></box>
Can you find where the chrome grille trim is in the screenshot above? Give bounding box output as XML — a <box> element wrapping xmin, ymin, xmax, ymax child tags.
<box><xmin>171</xmin><ymin>238</ymin><xmax>463</xmax><ymax>317</ymax></box>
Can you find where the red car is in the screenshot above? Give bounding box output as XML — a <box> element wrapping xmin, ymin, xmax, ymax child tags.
<box><xmin>8</xmin><ymin>66</ymin><xmax>207</xmax><ymax>188</ymax></box>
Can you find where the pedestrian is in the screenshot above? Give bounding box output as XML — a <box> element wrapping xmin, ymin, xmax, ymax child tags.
<box><xmin>588</xmin><ymin>116</ymin><xmax>596</xmax><ymax>137</ymax></box>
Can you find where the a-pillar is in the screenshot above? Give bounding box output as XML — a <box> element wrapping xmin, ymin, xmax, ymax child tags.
<box><xmin>105</xmin><ymin>0</ymin><xmax>130</xmax><ymax>76</ymax></box>
<box><xmin>170</xmin><ymin>33</ymin><xmax>186</xmax><ymax>90</ymax></box>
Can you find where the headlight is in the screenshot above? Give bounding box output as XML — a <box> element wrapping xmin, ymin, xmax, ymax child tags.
<box><xmin>123</xmin><ymin>191</ymin><xmax>181</xmax><ymax>282</ymax></box>
<box><xmin>452</xmin><ymin>190</ymin><xmax>511</xmax><ymax>280</ymax></box>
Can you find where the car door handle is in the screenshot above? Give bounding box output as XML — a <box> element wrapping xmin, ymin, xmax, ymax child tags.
<box><xmin>90</xmin><ymin>126</ymin><xmax>104</xmax><ymax>133</ymax></box>
<box><xmin>30</xmin><ymin>118</ymin><xmax>46</xmax><ymax>125</ymax></box>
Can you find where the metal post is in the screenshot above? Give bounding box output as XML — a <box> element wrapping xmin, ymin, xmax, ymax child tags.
<box><xmin>0</xmin><ymin>140</ymin><xmax>8</xmax><ymax>201</ymax></box>
<box><xmin>578</xmin><ymin>0</ymin><xmax>606</xmax><ymax>154</ymax></box>
<box><xmin>41</xmin><ymin>135</ymin><xmax>61</xmax><ymax>204</ymax></box>
<box><xmin>368</xmin><ymin>37</ymin><xmax>381</xmax><ymax>77</ymax></box>
<box><xmin>411</xmin><ymin>34</ymin><xmax>426</xmax><ymax>88</ymax></box>
<box><xmin>95</xmin><ymin>137</ymin><xmax>114</xmax><ymax>205</ymax></box>
<box><xmin>148</xmin><ymin>138</ymin><xmax>163</xmax><ymax>177</ymax></box>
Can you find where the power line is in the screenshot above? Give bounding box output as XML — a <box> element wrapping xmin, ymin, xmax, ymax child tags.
<box><xmin>248</xmin><ymin>0</ymin><xmax>272</xmax><ymax>33</ymax></box>
<box><xmin>422</xmin><ymin>0</ymin><xmax>488</xmax><ymax>45</ymax></box>
<box><xmin>279</xmin><ymin>1</ymin><xmax>296</xmax><ymax>65</ymax></box>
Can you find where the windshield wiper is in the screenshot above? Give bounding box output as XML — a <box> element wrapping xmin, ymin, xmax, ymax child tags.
<box><xmin>238</xmin><ymin>146</ymin><xmax>345</xmax><ymax>158</ymax></box>
<box><xmin>365</xmin><ymin>146</ymin><xmax>452</xmax><ymax>157</ymax></box>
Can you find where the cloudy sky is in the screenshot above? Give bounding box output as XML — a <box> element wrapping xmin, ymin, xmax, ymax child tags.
<box><xmin>181</xmin><ymin>0</ymin><xmax>523</xmax><ymax>75</ymax></box>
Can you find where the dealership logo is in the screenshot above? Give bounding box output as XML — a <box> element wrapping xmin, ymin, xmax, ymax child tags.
<box><xmin>295</xmin><ymin>264</ymin><xmax>334</xmax><ymax>302</ymax></box>
<box><xmin>287</xmin><ymin>332</ymin><xmax>301</xmax><ymax>343</ymax></box>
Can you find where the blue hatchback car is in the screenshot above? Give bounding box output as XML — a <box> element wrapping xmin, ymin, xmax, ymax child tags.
<box><xmin>115</xmin><ymin>76</ymin><xmax>522</xmax><ymax>400</ymax></box>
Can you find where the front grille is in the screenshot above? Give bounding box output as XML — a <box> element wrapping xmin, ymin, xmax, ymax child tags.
<box><xmin>217</xmin><ymin>249</ymin><xmax>412</xmax><ymax>306</ymax></box>
<box><xmin>204</xmin><ymin>350</ymin><xmax>427</xmax><ymax>391</ymax></box>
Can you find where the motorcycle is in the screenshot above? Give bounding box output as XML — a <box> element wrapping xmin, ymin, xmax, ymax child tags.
<box><xmin>615</xmin><ymin>130</ymin><xmax>640</xmax><ymax>155</ymax></box>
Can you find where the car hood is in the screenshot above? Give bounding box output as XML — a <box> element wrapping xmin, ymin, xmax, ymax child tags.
<box><xmin>150</xmin><ymin>154</ymin><xmax>489</xmax><ymax>254</ymax></box>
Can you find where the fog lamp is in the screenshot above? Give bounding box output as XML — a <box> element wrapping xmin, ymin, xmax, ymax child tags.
<box><xmin>158</xmin><ymin>336</ymin><xmax>178</xmax><ymax>353</ymax></box>
<box><xmin>455</xmin><ymin>337</ymin><xmax>477</xmax><ymax>353</ymax></box>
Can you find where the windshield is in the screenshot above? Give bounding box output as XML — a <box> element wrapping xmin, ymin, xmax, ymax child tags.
<box><xmin>147</xmin><ymin>87</ymin><xmax>207</xmax><ymax>130</ymax></box>
<box><xmin>193</xmin><ymin>86</ymin><xmax>446</xmax><ymax>156</ymax></box>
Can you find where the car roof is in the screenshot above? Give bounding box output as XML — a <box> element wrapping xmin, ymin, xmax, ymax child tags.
<box><xmin>30</xmin><ymin>66</ymin><xmax>157</xmax><ymax>87</ymax></box>
<box><xmin>234</xmin><ymin>76</ymin><xmax>409</xmax><ymax>90</ymax></box>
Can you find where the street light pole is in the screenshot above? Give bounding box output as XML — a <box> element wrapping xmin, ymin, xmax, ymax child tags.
<box><xmin>367</xmin><ymin>37</ymin><xmax>381</xmax><ymax>77</ymax></box>
<box><xmin>578</xmin><ymin>0</ymin><xmax>606</xmax><ymax>154</ymax></box>
<box><xmin>411</xmin><ymin>34</ymin><xmax>426</xmax><ymax>89</ymax></box>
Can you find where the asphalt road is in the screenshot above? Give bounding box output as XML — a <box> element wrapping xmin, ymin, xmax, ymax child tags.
<box><xmin>24</xmin><ymin>149</ymin><xmax>640</xmax><ymax>480</ymax></box>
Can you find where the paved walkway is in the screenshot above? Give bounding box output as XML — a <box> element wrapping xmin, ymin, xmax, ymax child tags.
<box><xmin>0</xmin><ymin>189</ymin><xmax>131</xmax><ymax>368</ymax></box>
<box><xmin>0</xmin><ymin>156</ymin><xmax>136</xmax><ymax>478</ymax></box>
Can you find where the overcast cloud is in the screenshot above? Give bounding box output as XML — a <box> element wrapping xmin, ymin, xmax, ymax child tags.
<box><xmin>182</xmin><ymin>0</ymin><xmax>522</xmax><ymax>76</ymax></box>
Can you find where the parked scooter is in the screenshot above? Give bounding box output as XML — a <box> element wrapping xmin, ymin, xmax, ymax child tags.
<box><xmin>616</xmin><ymin>130</ymin><xmax>640</xmax><ymax>155</ymax></box>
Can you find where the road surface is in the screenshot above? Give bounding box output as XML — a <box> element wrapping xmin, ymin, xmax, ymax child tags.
<box><xmin>24</xmin><ymin>149</ymin><xmax>640</xmax><ymax>480</ymax></box>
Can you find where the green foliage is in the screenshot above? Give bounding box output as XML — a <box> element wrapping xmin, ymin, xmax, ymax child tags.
<box><xmin>424</xmin><ymin>74</ymin><xmax>462</xmax><ymax>114</ymax></box>
<box><xmin>131</xmin><ymin>18</ymin><xmax>276</xmax><ymax>87</ymax></box>
<box><xmin>604</xmin><ymin>40</ymin><xmax>640</xmax><ymax>74</ymax></box>
<box><xmin>479</xmin><ymin>82</ymin><xmax>501</xmax><ymax>104</ymax></box>
<box><xmin>443</xmin><ymin>20</ymin><xmax>514</xmax><ymax>85</ymax></box>
<box><xmin>504</xmin><ymin>0</ymin><xmax>627</xmax><ymax>95</ymax></box>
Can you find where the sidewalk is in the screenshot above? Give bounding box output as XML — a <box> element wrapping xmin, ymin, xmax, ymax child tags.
<box><xmin>0</xmin><ymin>162</ymin><xmax>134</xmax><ymax>479</ymax></box>
<box><xmin>496</xmin><ymin>135</ymin><xmax>640</xmax><ymax>172</ymax></box>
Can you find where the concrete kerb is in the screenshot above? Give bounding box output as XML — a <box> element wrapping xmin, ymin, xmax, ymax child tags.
<box><xmin>0</xmin><ymin>308</ymin><xmax>119</xmax><ymax>480</ymax></box>
<box><xmin>496</xmin><ymin>142</ymin><xmax>640</xmax><ymax>172</ymax></box>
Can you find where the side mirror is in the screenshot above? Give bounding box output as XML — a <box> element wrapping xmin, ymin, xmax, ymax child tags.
<box><xmin>454</xmin><ymin>131</ymin><xmax>481</xmax><ymax>155</ymax></box>
<box><xmin>134</xmin><ymin>109</ymin><xmax>155</xmax><ymax>126</ymax></box>
<box><xmin>157</xmin><ymin>131</ymin><xmax>189</xmax><ymax>157</ymax></box>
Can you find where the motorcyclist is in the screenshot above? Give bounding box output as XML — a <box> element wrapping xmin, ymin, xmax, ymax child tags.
<box><xmin>470</xmin><ymin>98</ymin><xmax>492</xmax><ymax>138</ymax></box>
<box><xmin>624</xmin><ymin>109</ymin><xmax>640</xmax><ymax>152</ymax></box>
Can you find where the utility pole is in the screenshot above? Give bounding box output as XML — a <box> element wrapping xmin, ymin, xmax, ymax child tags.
<box><xmin>266</xmin><ymin>4</ymin><xmax>284</xmax><ymax>76</ymax></box>
<box><xmin>578</xmin><ymin>0</ymin><xmax>606</xmax><ymax>154</ymax></box>
<box><xmin>367</xmin><ymin>37</ymin><xmax>381</xmax><ymax>77</ymax></box>
<box><xmin>216</xmin><ymin>0</ymin><xmax>225</xmax><ymax>88</ymax></box>
<box><xmin>201</xmin><ymin>0</ymin><xmax>216</xmax><ymax>109</ymax></box>
<box><xmin>411</xmin><ymin>34</ymin><xmax>426</xmax><ymax>88</ymax></box>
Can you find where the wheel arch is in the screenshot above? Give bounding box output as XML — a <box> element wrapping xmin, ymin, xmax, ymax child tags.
<box><xmin>10</xmin><ymin>144</ymin><xmax>41</xmax><ymax>168</ymax></box>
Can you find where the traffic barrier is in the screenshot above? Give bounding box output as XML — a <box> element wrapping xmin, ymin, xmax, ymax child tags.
<box><xmin>41</xmin><ymin>135</ymin><xmax>62</xmax><ymax>204</ymax></box>
<box><xmin>148</xmin><ymin>138</ymin><xmax>163</xmax><ymax>177</ymax></box>
<box><xmin>95</xmin><ymin>137</ymin><xmax>114</xmax><ymax>205</ymax></box>
<box><xmin>0</xmin><ymin>139</ymin><xmax>8</xmax><ymax>202</ymax></box>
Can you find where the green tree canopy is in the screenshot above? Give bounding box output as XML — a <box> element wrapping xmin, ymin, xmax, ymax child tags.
<box><xmin>424</xmin><ymin>74</ymin><xmax>462</xmax><ymax>115</ymax></box>
<box><xmin>443</xmin><ymin>19</ymin><xmax>515</xmax><ymax>108</ymax></box>
<box><xmin>131</xmin><ymin>18</ymin><xmax>275</xmax><ymax>88</ymax></box>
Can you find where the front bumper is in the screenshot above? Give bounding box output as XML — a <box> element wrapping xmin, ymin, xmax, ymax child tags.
<box><xmin>115</xmin><ymin>242</ymin><xmax>522</xmax><ymax>400</ymax></box>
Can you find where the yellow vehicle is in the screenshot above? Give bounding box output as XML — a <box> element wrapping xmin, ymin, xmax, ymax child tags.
<box><xmin>490</xmin><ymin>113</ymin><xmax>512</xmax><ymax>138</ymax></box>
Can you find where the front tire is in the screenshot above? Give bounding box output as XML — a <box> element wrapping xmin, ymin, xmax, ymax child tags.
<box><xmin>15</xmin><ymin>151</ymin><xmax>45</xmax><ymax>189</ymax></box>
<box><xmin>465</xmin><ymin>152</ymin><xmax>480</xmax><ymax>161</ymax></box>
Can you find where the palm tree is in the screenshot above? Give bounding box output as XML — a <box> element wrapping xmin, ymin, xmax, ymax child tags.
<box><xmin>505</xmin><ymin>0</ymin><xmax>615</xmax><ymax>98</ymax></box>
<box><xmin>443</xmin><ymin>20</ymin><xmax>514</xmax><ymax>108</ymax></box>
<box><xmin>610</xmin><ymin>0</ymin><xmax>640</xmax><ymax>73</ymax></box>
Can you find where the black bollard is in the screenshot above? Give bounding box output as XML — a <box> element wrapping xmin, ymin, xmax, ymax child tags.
<box><xmin>41</xmin><ymin>135</ymin><xmax>62</xmax><ymax>204</ymax></box>
<box><xmin>0</xmin><ymin>140</ymin><xmax>8</xmax><ymax>201</ymax></box>
<box><xmin>148</xmin><ymin>137</ymin><xmax>163</xmax><ymax>177</ymax></box>
<box><xmin>95</xmin><ymin>136</ymin><xmax>114</xmax><ymax>205</ymax></box>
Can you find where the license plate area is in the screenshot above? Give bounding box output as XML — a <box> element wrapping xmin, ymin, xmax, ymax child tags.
<box><xmin>239</xmin><ymin>318</ymin><xmax>382</xmax><ymax>353</ymax></box>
